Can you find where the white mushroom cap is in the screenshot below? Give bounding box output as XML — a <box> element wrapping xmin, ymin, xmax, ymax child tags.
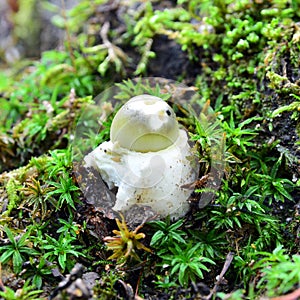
<box><xmin>110</xmin><ymin>94</ymin><xmax>179</xmax><ymax>152</ymax></box>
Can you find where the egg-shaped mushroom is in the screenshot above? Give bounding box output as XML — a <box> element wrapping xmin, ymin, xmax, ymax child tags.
<box><xmin>84</xmin><ymin>94</ymin><xmax>199</xmax><ymax>219</ymax></box>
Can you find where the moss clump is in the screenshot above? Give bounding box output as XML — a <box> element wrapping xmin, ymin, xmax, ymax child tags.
<box><xmin>0</xmin><ymin>0</ymin><xmax>299</xmax><ymax>299</ymax></box>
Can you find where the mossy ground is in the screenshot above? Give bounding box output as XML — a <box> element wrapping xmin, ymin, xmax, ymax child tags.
<box><xmin>0</xmin><ymin>0</ymin><xmax>300</xmax><ymax>299</ymax></box>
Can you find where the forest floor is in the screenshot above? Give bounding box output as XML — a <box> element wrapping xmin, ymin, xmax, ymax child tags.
<box><xmin>0</xmin><ymin>1</ymin><xmax>300</xmax><ymax>299</ymax></box>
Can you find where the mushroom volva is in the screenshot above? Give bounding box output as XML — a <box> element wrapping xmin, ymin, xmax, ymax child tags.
<box><xmin>84</xmin><ymin>94</ymin><xmax>199</xmax><ymax>219</ymax></box>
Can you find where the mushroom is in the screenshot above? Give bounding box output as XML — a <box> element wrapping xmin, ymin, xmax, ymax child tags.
<box><xmin>84</xmin><ymin>94</ymin><xmax>199</xmax><ymax>219</ymax></box>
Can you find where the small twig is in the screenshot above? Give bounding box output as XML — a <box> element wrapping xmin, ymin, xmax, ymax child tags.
<box><xmin>134</xmin><ymin>267</ymin><xmax>143</xmax><ymax>299</ymax></box>
<box><xmin>99</xmin><ymin>22</ymin><xmax>128</xmax><ymax>74</ymax></box>
<box><xmin>100</xmin><ymin>22</ymin><xmax>111</xmax><ymax>46</ymax></box>
<box><xmin>205</xmin><ymin>252</ymin><xmax>234</xmax><ymax>300</ymax></box>
<box><xmin>49</xmin><ymin>263</ymin><xmax>84</xmax><ymax>300</ymax></box>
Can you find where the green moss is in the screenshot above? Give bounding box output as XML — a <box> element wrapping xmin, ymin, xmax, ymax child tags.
<box><xmin>3</xmin><ymin>178</ymin><xmax>21</xmax><ymax>217</ymax></box>
<box><xmin>0</xmin><ymin>0</ymin><xmax>299</xmax><ymax>298</ymax></box>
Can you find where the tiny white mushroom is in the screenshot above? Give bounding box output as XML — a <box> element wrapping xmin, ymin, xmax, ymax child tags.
<box><xmin>84</xmin><ymin>94</ymin><xmax>199</xmax><ymax>219</ymax></box>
